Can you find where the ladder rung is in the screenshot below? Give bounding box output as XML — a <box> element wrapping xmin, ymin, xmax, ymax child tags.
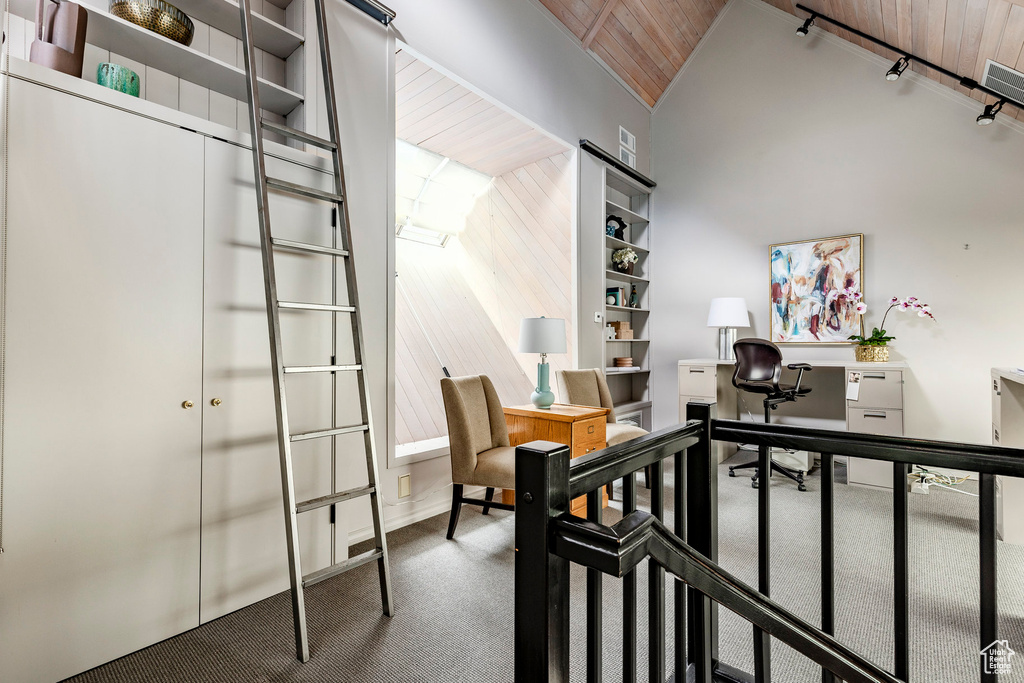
<box><xmin>291</xmin><ymin>424</ymin><xmax>369</xmax><ymax>442</ymax></box>
<box><xmin>261</xmin><ymin>120</ymin><xmax>337</xmax><ymax>150</ymax></box>
<box><xmin>279</xmin><ymin>301</ymin><xmax>356</xmax><ymax>313</ymax></box>
<box><xmin>284</xmin><ymin>364</ymin><xmax>362</xmax><ymax>374</ymax></box>
<box><xmin>296</xmin><ymin>484</ymin><xmax>375</xmax><ymax>514</ymax></box>
<box><xmin>271</xmin><ymin>239</ymin><xmax>349</xmax><ymax>258</ymax></box>
<box><xmin>267</xmin><ymin>177</ymin><xmax>343</xmax><ymax>203</ymax></box>
<box><xmin>302</xmin><ymin>549</ymin><xmax>383</xmax><ymax>588</ymax></box>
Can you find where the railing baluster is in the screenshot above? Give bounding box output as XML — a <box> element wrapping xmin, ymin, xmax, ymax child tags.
<box><xmin>588</xmin><ymin>488</ymin><xmax>603</xmax><ymax>683</ymax></box>
<box><xmin>686</xmin><ymin>402</ymin><xmax>718</xmax><ymax>683</ymax></box>
<box><xmin>624</xmin><ymin>473</ymin><xmax>638</xmax><ymax>683</ymax></box>
<box><xmin>649</xmin><ymin>459</ymin><xmax>666</xmax><ymax>683</ymax></box>
<box><xmin>821</xmin><ymin>453</ymin><xmax>836</xmax><ymax>683</ymax></box>
<box><xmin>674</xmin><ymin>449</ymin><xmax>686</xmax><ymax>681</ymax></box>
<box><xmin>980</xmin><ymin>473</ymin><xmax>998</xmax><ymax>683</ymax></box>
<box><xmin>754</xmin><ymin>443</ymin><xmax>771</xmax><ymax>683</ymax></box>
<box><xmin>893</xmin><ymin>462</ymin><xmax>909</xmax><ymax>681</ymax></box>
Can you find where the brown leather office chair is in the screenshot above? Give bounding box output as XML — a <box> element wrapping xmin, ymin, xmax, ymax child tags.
<box><xmin>729</xmin><ymin>338</ymin><xmax>812</xmax><ymax>491</ymax></box>
<box><xmin>440</xmin><ymin>375</ymin><xmax>515</xmax><ymax>539</ymax></box>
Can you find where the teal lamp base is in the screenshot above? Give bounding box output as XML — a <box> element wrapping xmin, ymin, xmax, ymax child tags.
<box><xmin>531</xmin><ymin>361</ymin><xmax>555</xmax><ymax>409</ymax></box>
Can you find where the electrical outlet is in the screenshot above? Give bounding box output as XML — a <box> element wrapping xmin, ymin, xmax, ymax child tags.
<box><xmin>398</xmin><ymin>474</ymin><xmax>411</xmax><ymax>498</ymax></box>
<box><xmin>594</xmin><ymin>311</ymin><xmax>603</xmax><ymax>323</ymax></box>
<box><xmin>911</xmin><ymin>481</ymin><xmax>929</xmax><ymax>495</ymax></box>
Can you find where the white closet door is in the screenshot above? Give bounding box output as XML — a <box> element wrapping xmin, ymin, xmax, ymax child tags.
<box><xmin>200</xmin><ymin>137</ymin><xmax>335</xmax><ymax>622</ymax></box>
<box><xmin>0</xmin><ymin>80</ymin><xmax>205</xmax><ymax>683</ymax></box>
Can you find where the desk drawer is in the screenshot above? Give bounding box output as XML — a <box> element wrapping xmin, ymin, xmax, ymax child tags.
<box><xmin>571</xmin><ymin>417</ymin><xmax>605</xmax><ymax>458</ymax></box>
<box><xmin>679</xmin><ymin>365</ymin><xmax>716</xmax><ymax>396</ymax></box>
<box><xmin>679</xmin><ymin>395</ymin><xmax>716</xmax><ymax>422</ymax></box>
<box><xmin>849</xmin><ymin>371</ymin><xmax>902</xmax><ymax>409</ymax></box>
<box><xmin>848</xmin><ymin>408</ymin><xmax>903</xmax><ymax>436</ymax></box>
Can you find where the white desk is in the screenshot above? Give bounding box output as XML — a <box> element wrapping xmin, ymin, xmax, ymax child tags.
<box><xmin>991</xmin><ymin>368</ymin><xmax>1024</xmax><ymax>543</ymax></box>
<box><xmin>679</xmin><ymin>358</ymin><xmax>908</xmax><ymax>488</ymax></box>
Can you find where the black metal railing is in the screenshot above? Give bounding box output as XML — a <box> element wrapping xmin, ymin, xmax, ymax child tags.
<box><xmin>513</xmin><ymin>402</ymin><xmax>1024</xmax><ymax>683</ymax></box>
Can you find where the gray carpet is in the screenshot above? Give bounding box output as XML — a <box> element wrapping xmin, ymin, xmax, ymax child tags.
<box><xmin>65</xmin><ymin>458</ymin><xmax>1024</xmax><ymax>682</ymax></box>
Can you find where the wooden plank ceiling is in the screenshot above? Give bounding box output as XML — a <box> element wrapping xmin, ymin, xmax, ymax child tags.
<box><xmin>396</xmin><ymin>50</ymin><xmax>569</xmax><ymax>176</ymax></box>
<box><xmin>537</xmin><ymin>0</ymin><xmax>1024</xmax><ymax>119</ymax></box>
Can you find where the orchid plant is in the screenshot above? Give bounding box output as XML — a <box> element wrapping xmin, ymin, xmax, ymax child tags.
<box><xmin>847</xmin><ymin>294</ymin><xmax>935</xmax><ymax>346</ymax></box>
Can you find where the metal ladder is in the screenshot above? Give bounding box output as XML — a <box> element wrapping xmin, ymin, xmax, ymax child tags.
<box><xmin>237</xmin><ymin>0</ymin><xmax>393</xmax><ymax>662</ymax></box>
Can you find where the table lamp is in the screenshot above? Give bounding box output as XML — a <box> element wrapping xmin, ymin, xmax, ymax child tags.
<box><xmin>707</xmin><ymin>297</ymin><xmax>750</xmax><ymax>361</ymax></box>
<box><xmin>518</xmin><ymin>316</ymin><xmax>567</xmax><ymax>409</ymax></box>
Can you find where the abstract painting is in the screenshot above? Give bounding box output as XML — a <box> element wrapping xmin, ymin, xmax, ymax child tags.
<box><xmin>770</xmin><ymin>234</ymin><xmax>863</xmax><ymax>343</ymax></box>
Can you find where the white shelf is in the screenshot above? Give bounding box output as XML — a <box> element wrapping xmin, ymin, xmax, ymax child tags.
<box><xmin>606</xmin><ymin>269</ymin><xmax>648</xmax><ymax>284</ymax></box>
<box><xmin>615</xmin><ymin>399</ymin><xmax>652</xmax><ymax>413</ymax></box>
<box><xmin>606</xmin><ymin>339</ymin><xmax>649</xmax><ymax>343</ymax></box>
<box><xmin>605</xmin><ymin>367</ymin><xmax>649</xmax><ymax>374</ymax></box>
<box><xmin>605</xmin><ymin>235</ymin><xmax>648</xmax><ymax>253</ymax></box>
<box><xmin>10</xmin><ymin>0</ymin><xmax>303</xmax><ymax>116</ymax></box>
<box><xmin>606</xmin><ymin>304</ymin><xmax>649</xmax><ymax>313</ymax></box>
<box><xmin>173</xmin><ymin>0</ymin><xmax>303</xmax><ymax>60</ymax></box>
<box><xmin>606</xmin><ymin>200</ymin><xmax>648</xmax><ymax>225</ymax></box>
<box><xmin>605</xmin><ymin>165</ymin><xmax>652</xmax><ymax>197</ymax></box>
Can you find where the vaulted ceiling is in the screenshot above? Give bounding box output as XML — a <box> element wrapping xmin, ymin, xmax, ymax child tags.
<box><xmin>537</xmin><ymin>0</ymin><xmax>1024</xmax><ymax>120</ymax></box>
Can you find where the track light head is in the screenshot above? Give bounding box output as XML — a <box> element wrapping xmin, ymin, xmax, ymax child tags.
<box><xmin>977</xmin><ymin>99</ymin><xmax>1005</xmax><ymax>126</ymax></box>
<box><xmin>796</xmin><ymin>15</ymin><xmax>815</xmax><ymax>36</ymax></box>
<box><xmin>886</xmin><ymin>57</ymin><xmax>910</xmax><ymax>81</ymax></box>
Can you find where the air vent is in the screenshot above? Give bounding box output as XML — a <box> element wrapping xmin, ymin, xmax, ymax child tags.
<box><xmin>619</xmin><ymin>125</ymin><xmax>636</xmax><ymax>152</ymax></box>
<box><xmin>619</xmin><ymin>147</ymin><xmax>636</xmax><ymax>169</ymax></box>
<box><xmin>982</xmin><ymin>60</ymin><xmax>1024</xmax><ymax>106</ymax></box>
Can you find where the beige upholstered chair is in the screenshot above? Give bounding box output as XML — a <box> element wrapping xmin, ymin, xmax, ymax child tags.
<box><xmin>556</xmin><ymin>368</ymin><xmax>650</xmax><ymax>493</ymax></box>
<box><xmin>440</xmin><ymin>375</ymin><xmax>515</xmax><ymax>539</ymax></box>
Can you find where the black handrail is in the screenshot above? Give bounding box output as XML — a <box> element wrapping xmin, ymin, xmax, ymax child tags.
<box><xmin>568</xmin><ymin>420</ymin><xmax>703</xmax><ymax>496</ymax></box>
<box><xmin>713</xmin><ymin>419</ymin><xmax>1024</xmax><ymax>476</ymax></box>
<box><xmin>514</xmin><ymin>402</ymin><xmax>1015</xmax><ymax>683</ymax></box>
<box><xmin>553</xmin><ymin>510</ymin><xmax>902</xmax><ymax>683</ymax></box>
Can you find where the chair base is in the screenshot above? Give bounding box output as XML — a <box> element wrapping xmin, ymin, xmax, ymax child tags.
<box><xmin>729</xmin><ymin>456</ymin><xmax>807</xmax><ymax>492</ymax></box>
<box><xmin>446</xmin><ymin>484</ymin><xmax>515</xmax><ymax>539</ymax></box>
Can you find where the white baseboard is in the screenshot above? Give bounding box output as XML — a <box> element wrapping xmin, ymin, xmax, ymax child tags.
<box><xmin>347</xmin><ymin>485</ymin><xmax>487</xmax><ymax>545</ymax></box>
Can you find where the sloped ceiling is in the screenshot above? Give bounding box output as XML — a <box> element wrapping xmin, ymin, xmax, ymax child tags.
<box><xmin>396</xmin><ymin>50</ymin><xmax>570</xmax><ymax>176</ymax></box>
<box><xmin>537</xmin><ymin>0</ymin><xmax>1024</xmax><ymax>120</ymax></box>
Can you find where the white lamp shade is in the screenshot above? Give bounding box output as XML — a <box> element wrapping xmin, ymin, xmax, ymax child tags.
<box><xmin>707</xmin><ymin>298</ymin><xmax>750</xmax><ymax>328</ymax></box>
<box><xmin>518</xmin><ymin>317</ymin><xmax>567</xmax><ymax>354</ymax></box>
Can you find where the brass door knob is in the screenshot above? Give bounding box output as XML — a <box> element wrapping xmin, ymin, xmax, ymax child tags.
<box><xmin>182</xmin><ymin>400</ymin><xmax>194</xmax><ymax>409</ymax></box>
<box><xmin>211</xmin><ymin>398</ymin><xmax>222</xmax><ymax>407</ymax></box>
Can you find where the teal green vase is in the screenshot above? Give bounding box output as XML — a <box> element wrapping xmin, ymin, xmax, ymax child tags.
<box><xmin>97</xmin><ymin>63</ymin><xmax>140</xmax><ymax>98</ymax></box>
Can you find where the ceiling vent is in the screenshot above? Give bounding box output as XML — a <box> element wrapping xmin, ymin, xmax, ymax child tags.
<box><xmin>982</xmin><ymin>60</ymin><xmax>1024</xmax><ymax>106</ymax></box>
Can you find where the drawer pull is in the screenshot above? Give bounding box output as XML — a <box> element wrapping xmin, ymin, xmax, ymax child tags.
<box><xmin>863</xmin><ymin>373</ymin><xmax>886</xmax><ymax>380</ymax></box>
<box><xmin>588</xmin><ymin>425</ymin><xmax>595</xmax><ymax>434</ymax></box>
<box><xmin>863</xmin><ymin>411</ymin><xmax>887</xmax><ymax>418</ymax></box>
<box><xmin>689</xmin><ymin>367</ymin><xmax>705</xmax><ymax>373</ymax></box>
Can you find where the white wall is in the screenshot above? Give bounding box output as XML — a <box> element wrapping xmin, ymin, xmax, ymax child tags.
<box><xmin>650</xmin><ymin>0</ymin><xmax>1024</xmax><ymax>445</ymax></box>
<box><xmin>329</xmin><ymin>0</ymin><xmax>653</xmax><ymax>539</ymax></box>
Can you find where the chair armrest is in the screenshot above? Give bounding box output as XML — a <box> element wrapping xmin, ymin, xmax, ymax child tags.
<box><xmin>787</xmin><ymin>363</ymin><xmax>812</xmax><ymax>371</ymax></box>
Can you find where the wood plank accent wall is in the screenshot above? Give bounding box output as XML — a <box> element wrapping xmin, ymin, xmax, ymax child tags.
<box><xmin>396</xmin><ymin>50</ymin><xmax>570</xmax><ymax>175</ymax></box>
<box><xmin>394</xmin><ymin>152</ymin><xmax>574</xmax><ymax>445</ymax></box>
<box><xmin>538</xmin><ymin>0</ymin><xmax>1024</xmax><ymax>118</ymax></box>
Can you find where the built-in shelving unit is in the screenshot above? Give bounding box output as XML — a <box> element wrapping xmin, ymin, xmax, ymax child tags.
<box><xmin>8</xmin><ymin>0</ymin><xmax>303</xmax><ymax>115</ymax></box>
<box><xmin>581</xmin><ymin>139</ymin><xmax>655</xmax><ymax>430</ymax></box>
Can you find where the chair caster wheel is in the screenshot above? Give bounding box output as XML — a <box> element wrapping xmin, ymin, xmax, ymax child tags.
<box><xmin>798</xmin><ymin>484</ymin><xmax>807</xmax><ymax>492</ymax></box>
<box><xmin>728</xmin><ymin>469</ymin><xmax>736</xmax><ymax>477</ymax></box>
<box><xmin>752</xmin><ymin>480</ymin><xmax>759</xmax><ymax>489</ymax></box>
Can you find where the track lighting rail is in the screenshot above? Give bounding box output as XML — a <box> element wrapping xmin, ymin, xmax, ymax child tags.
<box><xmin>794</xmin><ymin>3</ymin><xmax>1024</xmax><ymax>114</ymax></box>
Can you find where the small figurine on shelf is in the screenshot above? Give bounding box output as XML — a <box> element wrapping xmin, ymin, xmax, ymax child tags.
<box><xmin>628</xmin><ymin>284</ymin><xmax>639</xmax><ymax>308</ymax></box>
<box><xmin>606</xmin><ymin>215</ymin><xmax>627</xmax><ymax>240</ymax></box>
